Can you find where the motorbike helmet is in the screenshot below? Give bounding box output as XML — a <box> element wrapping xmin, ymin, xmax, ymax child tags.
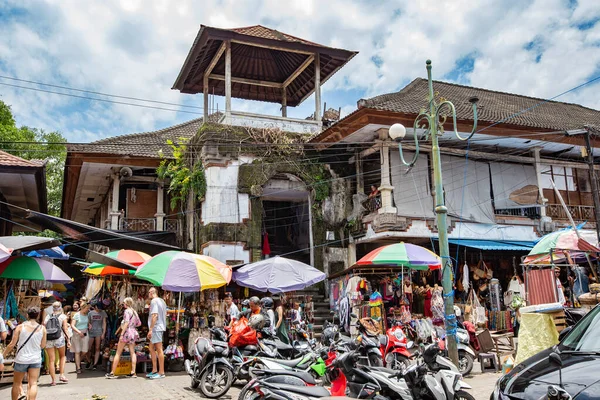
<box><xmin>248</xmin><ymin>313</ymin><xmax>266</xmax><ymax>330</ymax></box>
<box><xmin>321</xmin><ymin>325</ymin><xmax>338</xmax><ymax>346</ymax></box>
<box><xmin>422</xmin><ymin>343</ymin><xmax>441</xmax><ymax>367</ymax></box>
<box><xmin>241</xmin><ymin>299</ymin><xmax>250</xmax><ymax>309</ymax></box>
<box><xmin>260</xmin><ymin>297</ymin><xmax>274</xmax><ymax>309</ymax></box>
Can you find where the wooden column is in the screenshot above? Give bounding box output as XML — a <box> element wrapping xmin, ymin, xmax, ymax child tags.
<box><xmin>109</xmin><ymin>174</ymin><xmax>121</xmax><ymax>230</ymax></box>
<box><xmin>282</xmin><ymin>87</ymin><xmax>287</xmax><ymax>117</ymax></box>
<box><xmin>225</xmin><ymin>40</ymin><xmax>232</xmax><ymax>121</ymax></box>
<box><xmin>155</xmin><ymin>182</ymin><xmax>165</xmax><ymax>231</ymax></box>
<box><xmin>203</xmin><ymin>75</ymin><xmax>209</xmax><ymax>121</ymax></box>
<box><xmin>314</xmin><ymin>53</ymin><xmax>321</xmax><ymax>122</ymax></box>
<box><xmin>533</xmin><ymin>147</ymin><xmax>547</xmax><ymax>217</ymax></box>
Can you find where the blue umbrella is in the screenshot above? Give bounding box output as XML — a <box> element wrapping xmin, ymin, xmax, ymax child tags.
<box><xmin>232</xmin><ymin>256</ymin><xmax>325</xmax><ymax>293</ymax></box>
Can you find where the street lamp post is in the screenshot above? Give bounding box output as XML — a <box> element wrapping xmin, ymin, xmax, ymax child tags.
<box><xmin>389</xmin><ymin>60</ymin><xmax>479</xmax><ymax>365</ymax></box>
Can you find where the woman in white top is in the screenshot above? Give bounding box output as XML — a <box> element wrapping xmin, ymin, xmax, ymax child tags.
<box><xmin>3</xmin><ymin>306</ymin><xmax>47</xmax><ymax>400</ymax></box>
<box><xmin>44</xmin><ymin>301</ymin><xmax>70</xmax><ymax>385</ymax></box>
<box><xmin>71</xmin><ymin>303</ymin><xmax>91</xmax><ymax>374</ymax></box>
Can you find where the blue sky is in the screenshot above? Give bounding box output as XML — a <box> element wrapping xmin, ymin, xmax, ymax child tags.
<box><xmin>0</xmin><ymin>0</ymin><xmax>599</xmax><ymax>143</ymax></box>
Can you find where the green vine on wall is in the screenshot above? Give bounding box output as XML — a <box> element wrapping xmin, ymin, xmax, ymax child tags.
<box><xmin>157</xmin><ymin>138</ymin><xmax>207</xmax><ymax>210</ymax></box>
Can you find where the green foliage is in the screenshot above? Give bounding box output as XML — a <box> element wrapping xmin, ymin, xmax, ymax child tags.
<box><xmin>157</xmin><ymin>138</ymin><xmax>206</xmax><ymax>210</ymax></box>
<box><xmin>0</xmin><ymin>101</ymin><xmax>66</xmax><ymax>217</ymax></box>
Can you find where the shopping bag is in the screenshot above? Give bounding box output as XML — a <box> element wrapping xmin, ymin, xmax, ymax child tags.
<box><xmin>229</xmin><ymin>316</ymin><xmax>257</xmax><ymax>347</ymax></box>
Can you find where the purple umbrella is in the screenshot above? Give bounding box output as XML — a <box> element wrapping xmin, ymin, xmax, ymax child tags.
<box><xmin>233</xmin><ymin>256</ymin><xmax>326</xmax><ymax>293</ymax></box>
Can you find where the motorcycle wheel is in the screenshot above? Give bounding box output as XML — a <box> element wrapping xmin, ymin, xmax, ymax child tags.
<box><xmin>199</xmin><ymin>364</ymin><xmax>234</xmax><ymax>399</ymax></box>
<box><xmin>458</xmin><ymin>351</ymin><xmax>474</xmax><ymax>376</ymax></box>
<box><xmin>454</xmin><ymin>390</ymin><xmax>475</xmax><ymax>400</ymax></box>
<box><xmin>368</xmin><ymin>353</ymin><xmax>383</xmax><ymax>367</ymax></box>
<box><xmin>238</xmin><ymin>383</ymin><xmax>261</xmax><ymax>400</ymax></box>
<box><xmin>385</xmin><ymin>353</ymin><xmax>410</xmax><ymax>370</ymax></box>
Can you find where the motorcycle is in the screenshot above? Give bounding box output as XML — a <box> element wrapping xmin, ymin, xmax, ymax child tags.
<box><xmin>380</xmin><ymin>320</ymin><xmax>414</xmax><ymax>370</ymax></box>
<box><xmin>455</xmin><ymin>327</ymin><xmax>476</xmax><ymax>376</ymax></box>
<box><xmin>185</xmin><ymin>327</ymin><xmax>235</xmax><ymax>398</ymax></box>
<box><xmin>365</xmin><ymin>343</ymin><xmax>474</xmax><ymax>400</ymax></box>
<box><xmin>354</xmin><ymin>315</ymin><xmax>384</xmax><ymax>367</ymax></box>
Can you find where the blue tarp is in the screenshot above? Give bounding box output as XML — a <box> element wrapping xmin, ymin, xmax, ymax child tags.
<box><xmin>23</xmin><ymin>246</ymin><xmax>69</xmax><ymax>260</ymax></box>
<box><xmin>447</xmin><ymin>239</ymin><xmax>535</xmax><ymax>251</ymax></box>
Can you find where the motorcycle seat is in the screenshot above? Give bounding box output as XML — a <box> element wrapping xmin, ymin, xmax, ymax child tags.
<box><xmin>263</xmin><ymin>356</ymin><xmax>307</xmax><ymax>368</ymax></box>
<box><xmin>252</xmin><ymin>368</ymin><xmax>317</xmax><ymax>385</ymax></box>
<box><xmin>369</xmin><ymin>366</ymin><xmax>396</xmax><ymax>375</ymax></box>
<box><xmin>275</xmin><ymin>341</ymin><xmax>294</xmax><ymax>351</ymax></box>
<box><xmin>266</xmin><ymin>382</ymin><xmax>330</xmax><ymax>397</ymax></box>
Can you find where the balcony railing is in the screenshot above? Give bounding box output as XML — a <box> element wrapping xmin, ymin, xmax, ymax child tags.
<box><xmin>119</xmin><ymin>218</ymin><xmax>156</xmax><ymax>231</ymax></box>
<box><xmin>118</xmin><ymin>217</ymin><xmax>180</xmax><ymax>232</ymax></box>
<box><xmin>164</xmin><ymin>219</ymin><xmax>179</xmax><ymax>233</ymax></box>
<box><xmin>546</xmin><ymin>204</ymin><xmax>596</xmax><ymax>222</ymax></box>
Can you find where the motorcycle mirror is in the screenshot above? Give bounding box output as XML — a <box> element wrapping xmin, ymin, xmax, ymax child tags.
<box><xmin>549</xmin><ymin>352</ymin><xmax>562</xmax><ymax>367</ymax></box>
<box><xmin>549</xmin><ymin>352</ymin><xmax>564</xmax><ymax>389</ymax></box>
<box><xmin>407</xmin><ymin>341</ymin><xmax>414</xmax><ymax>349</ymax></box>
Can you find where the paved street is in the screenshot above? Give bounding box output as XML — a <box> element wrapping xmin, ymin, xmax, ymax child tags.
<box><xmin>0</xmin><ymin>362</ymin><xmax>499</xmax><ymax>400</ymax></box>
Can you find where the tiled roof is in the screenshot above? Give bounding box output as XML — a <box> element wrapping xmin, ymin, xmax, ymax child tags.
<box><xmin>230</xmin><ymin>25</ymin><xmax>321</xmax><ymax>46</ymax></box>
<box><xmin>67</xmin><ymin>117</ymin><xmax>205</xmax><ymax>158</ymax></box>
<box><xmin>0</xmin><ymin>150</ymin><xmax>45</xmax><ymax>167</ymax></box>
<box><xmin>359</xmin><ymin>78</ymin><xmax>600</xmax><ymax>131</ymax></box>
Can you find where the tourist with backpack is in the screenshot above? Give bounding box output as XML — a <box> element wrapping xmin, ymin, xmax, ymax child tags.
<box><xmin>44</xmin><ymin>301</ymin><xmax>69</xmax><ymax>385</ymax></box>
<box><xmin>105</xmin><ymin>297</ymin><xmax>141</xmax><ymax>379</ymax></box>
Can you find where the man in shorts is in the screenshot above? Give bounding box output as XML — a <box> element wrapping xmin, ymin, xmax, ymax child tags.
<box><xmin>146</xmin><ymin>287</ymin><xmax>167</xmax><ymax>379</ymax></box>
<box><xmin>86</xmin><ymin>300</ymin><xmax>107</xmax><ymax>369</ymax></box>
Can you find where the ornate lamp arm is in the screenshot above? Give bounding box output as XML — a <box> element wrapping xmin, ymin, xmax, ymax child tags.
<box><xmin>397</xmin><ymin>115</ymin><xmax>426</xmax><ymax>167</ymax></box>
<box><xmin>435</xmin><ymin>98</ymin><xmax>479</xmax><ymax>141</ymax></box>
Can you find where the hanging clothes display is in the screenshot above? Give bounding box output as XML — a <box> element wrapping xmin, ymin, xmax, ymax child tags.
<box><xmin>424</xmin><ymin>287</ymin><xmax>433</xmax><ymax>318</ymax></box>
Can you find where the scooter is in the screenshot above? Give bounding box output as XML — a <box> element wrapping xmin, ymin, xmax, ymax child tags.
<box><xmin>455</xmin><ymin>327</ymin><xmax>476</xmax><ymax>376</ymax></box>
<box><xmin>366</xmin><ymin>343</ymin><xmax>474</xmax><ymax>400</ymax></box>
<box><xmin>354</xmin><ymin>315</ymin><xmax>384</xmax><ymax>367</ymax></box>
<box><xmin>185</xmin><ymin>328</ymin><xmax>235</xmax><ymax>398</ymax></box>
<box><xmin>380</xmin><ymin>320</ymin><xmax>414</xmax><ymax>370</ymax></box>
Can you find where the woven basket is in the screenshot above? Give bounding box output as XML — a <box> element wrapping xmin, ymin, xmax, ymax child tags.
<box><xmin>579</xmin><ymin>292</ymin><xmax>600</xmax><ymax>306</ymax></box>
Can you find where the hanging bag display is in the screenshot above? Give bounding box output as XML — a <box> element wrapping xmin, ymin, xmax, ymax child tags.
<box><xmin>473</xmin><ymin>291</ymin><xmax>488</xmax><ymax>326</ymax></box>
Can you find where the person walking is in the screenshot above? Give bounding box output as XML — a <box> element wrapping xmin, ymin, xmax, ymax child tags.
<box><xmin>274</xmin><ymin>299</ymin><xmax>289</xmax><ymax>344</ymax></box>
<box><xmin>70</xmin><ymin>303</ymin><xmax>90</xmax><ymax>374</ymax></box>
<box><xmin>64</xmin><ymin>304</ymin><xmax>76</xmax><ymax>363</ymax></box>
<box><xmin>224</xmin><ymin>293</ymin><xmax>239</xmax><ymax>327</ymax></box>
<box><xmin>3</xmin><ymin>306</ymin><xmax>46</xmax><ymax>400</ymax></box>
<box><xmin>105</xmin><ymin>297</ymin><xmax>140</xmax><ymax>379</ymax></box>
<box><xmin>43</xmin><ymin>301</ymin><xmax>69</xmax><ymax>385</ymax></box>
<box><xmin>146</xmin><ymin>287</ymin><xmax>166</xmax><ymax>379</ymax></box>
<box><xmin>87</xmin><ymin>300</ymin><xmax>107</xmax><ymax>370</ymax></box>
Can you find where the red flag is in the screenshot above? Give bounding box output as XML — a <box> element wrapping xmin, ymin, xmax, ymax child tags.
<box><xmin>262</xmin><ymin>231</ymin><xmax>271</xmax><ymax>256</ymax></box>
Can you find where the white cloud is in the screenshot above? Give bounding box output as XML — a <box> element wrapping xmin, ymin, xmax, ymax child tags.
<box><xmin>0</xmin><ymin>0</ymin><xmax>599</xmax><ymax>143</ymax></box>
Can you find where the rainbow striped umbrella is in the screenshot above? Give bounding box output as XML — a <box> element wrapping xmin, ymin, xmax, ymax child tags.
<box><xmin>357</xmin><ymin>242</ymin><xmax>441</xmax><ymax>270</ymax></box>
<box><xmin>87</xmin><ymin>249</ymin><xmax>150</xmax><ymax>276</ymax></box>
<box><xmin>0</xmin><ymin>256</ymin><xmax>72</xmax><ymax>283</ymax></box>
<box><xmin>135</xmin><ymin>251</ymin><xmax>231</xmax><ymax>292</ymax></box>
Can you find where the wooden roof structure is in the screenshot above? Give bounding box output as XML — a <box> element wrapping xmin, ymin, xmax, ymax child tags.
<box><xmin>172</xmin><ymin>25</ymin><xmax>357</xmax><ymax>120</ymax></box>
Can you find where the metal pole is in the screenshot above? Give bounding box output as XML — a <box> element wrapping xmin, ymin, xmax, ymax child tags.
<box><xmin>425</xmin><ymin>61</ymin><xmax>458</xmax><ymax>365</ymax></box>
<box><xmin>584</xmin><ymin>130</ymin><xmax>600</xmax><ymax>245</ymax></box>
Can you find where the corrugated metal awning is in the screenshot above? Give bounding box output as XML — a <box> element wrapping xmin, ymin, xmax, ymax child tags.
<box><xmin>447</xmin><ymin>239</ymin><xmax>535</xmax><ymax>251</ymax></box>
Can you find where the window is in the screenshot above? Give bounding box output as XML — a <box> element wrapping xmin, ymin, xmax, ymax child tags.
<box><xmin>540</xmin><ymin>165</ymin><xmax>575</xmax><ymax>191</ymax></box>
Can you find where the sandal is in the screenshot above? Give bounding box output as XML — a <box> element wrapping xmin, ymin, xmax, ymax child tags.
<box><xmin>59</xmin><ymin>376</ymin><xmax>69</xmax><ymax>383</ymax></box>
<box><xmin>127</xmin><ymin>373</ymin><xmax>137</xmax><ymax>378</ymax></box>
<box><xmin>50</xmin><ymin>381</ymin><xmax>56</xmax><ymax>386</ymax></box>
<box><xmin>76</xmin><ymin>368</ymin><xmax>82</xmax><ymax>374</ymax></box>
<box><xmin>105</xmin><ymin>372</ymin><xmax>117</xmax><ymax>379</ymax></box>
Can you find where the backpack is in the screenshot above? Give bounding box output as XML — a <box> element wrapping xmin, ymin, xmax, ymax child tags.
<box><xmin>46</xmin><ymin>315</ymin><xmax>62</xmax><ymax>340</ymax></box>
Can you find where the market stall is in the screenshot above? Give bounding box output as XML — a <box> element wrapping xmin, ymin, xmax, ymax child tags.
<box><xmin>328</xmin><ymin>242</ymin><xmax>444</xmax><ymax>343</ymax></box>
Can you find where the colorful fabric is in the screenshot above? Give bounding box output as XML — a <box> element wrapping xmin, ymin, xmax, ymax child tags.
<box><xmin>369</xmin><ymin>291</ymin><xmax>383</xmax><ymax>307</ymax></box>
